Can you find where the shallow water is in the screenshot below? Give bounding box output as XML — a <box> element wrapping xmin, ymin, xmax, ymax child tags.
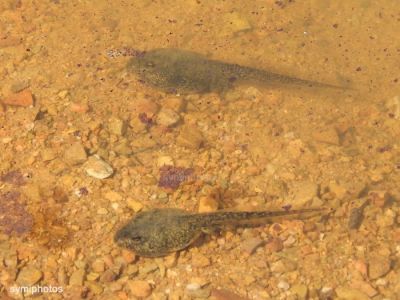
<box><xmin>0</xmin><ymin>0</ymin><xmax>400</xmax><ymax>299</ymax></box>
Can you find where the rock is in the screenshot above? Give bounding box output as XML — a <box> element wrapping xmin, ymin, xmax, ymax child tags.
<box><xmin>177</xmin><ymin>125</ymin><xmax>204</xmax><ymax>149</ymax></box>
<box><xmin>277</xmin><ymin>280</ymin><xmax>290</xmax><ymax>291</ymax></box>
<box><xmin>198</xmin><ymin>196</ymin><xmax>219</xmax><ymax>213</ymax></box>
<box><xmin>16</xmin><ymin>266</ymin><xmax>42</xmax><ymax>286</ymax></box>
<box><xmin>211</xmin><ymin>288</ymin><xmax>249</xmax><ymax>300</ymax></box>
<box><xmin>312</xmin><ymin>127</ymin><xmax>340</xmax><ymax>145</ymax></box>
<box><xmin>157</xmin><ymin>108</ymin><xmax>180</xmax><ymax>127</ymax></box>
<box><xmin>64</xmin><ymin>142</ymin><xmax>87</xmax><ymax>165</ymax></box>
<box><xmin>191</xmin><ymin>253</ymin><xmax>210</xmax><ymax>267</ymax></box>
<box><xmin>163</xmin><ymin>96</ymin><xmax>185</xmax><ymax>112</ymax></box>
<box><xmin>290</xmin><ymin>181</ymin><xmax>319</xmax><ymax>206</ymax></box>
<box><xmin>100</xmin><ymin>269</ymin><xmax>117</xmax><ymax>283</ymax></box>
<box><xmin>368</xmin><ymin>190</ymin><xmax>389</xmax><ymax>208</ymax></box>
<box><xmin>385</xmin><ymin>95</ymin><xmax>400</xmax><ymax>119</ymax></box>
<box><xmin>265</xmin><ymin>237</ymin><xmax>283</xmax><ymax>253</ymax></box>
<box><xmin>127</xmin><ymin>280</ymin><xmax>152</xmax><ymax>298</ymax></box>
<box><xmin>350</xmin><ymin>279</ymin><xmax>378</xmax><ymax>298</ymax></box>
<box><xmin>121</xmin><ymin>249</ymin><xmax>136</xmax><ymax>264</ymax></box>
<box><xmin>97</xmin><ymin>207</ymin><xmax>108</xmax><ymax>215</ymax></box>
<box><xmin>222</xmin><ymin>12</ymin><xmax>252</xmax><ymax>35</ymax></box>
<box><xmin>108</xmin><ymin>117</ymin><xmax>126</xmax><ymax>136</ymax></box>
<box><xmin>126</xmin><ymin>198</ymin><xmax>144</xmax><ymax>212</ymax></box>
<box><xmin>84</xmin><ymin>155</ymin><xmax>113</xmax><ymax>179</ymax></box>
<box><xmin>70</xmin><ymin>102</ymin><xmax>89</xmax><ymax>113</ymax></box>
<box><xmin>291</xmin><ymin>284</ymin><xmax>308</xmax><ymax>299</ymax></box>
<box><xmin>335</xmin><ymin>286</ymin><xmax>370</xmax><ymax>300</ymax></box>
<box><xmin>328</xmin><ymin>180</ymin><xmax>348</xmax><ymax>199</ymax></box>
<box><xmin>1</xmin><ymin>89</ymin><xmax>34</xmax><ymax>107</ymax></box>
<box><xmin>157</xmin><ymin>156</ymin><xmax>174</xmax><ymax>167</ymax></box>
<box><xmin>104</xmin><ymin>191</ymin><xmax>122</xmax><ymax>202</ymax></box>
<box><xmin>186</xmin><ymin>283</ymin><xmax>210</xmax><ymax>298</ymax></box>
<box><xmin>132</xmin><ymin>97</ymin><xmax>159</xmax><ymax>117</ymax></box>
<box><xmin>91</xmin><ymin>259</ymin><xmax>105</xmax><ymax>273</ymax></box>
<box><xmin>241</xmin><ymin>237</ymin><xmax>264</xmax><ymax>255</ymax></box>
<box><xmin>368</xmin><ymin>256</ymin><xmax>391</xmax><ymax>279</ymax></box>
<box><xmin>69</xmin><ymin>268</ymin><xmax>86</xmax><ymax>286</ymax></box>
<box><xmin>41</xmin><ymin>148</ymin><xmax>57</xmax><ymax>161</ymax></box>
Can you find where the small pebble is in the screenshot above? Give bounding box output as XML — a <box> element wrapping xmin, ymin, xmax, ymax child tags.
<box><xmin>191</xmin><ymin>253</ymin><xmax>211</xmax><ymax>267</ymax></box>
<box><xmin>108</xmin><ymin>117</ymin><xmax>126</xmax><ymax>136</ymax></box>
<box><xmin>277</xmin><ymin>280</ymin><xmax>290</xmax><ymax>291</ymax></box>
<box><xmin>241</xmin><ymin>237</ymin><xmax>264</xmax><ymax>255</ymax></box>
<box><xmin>69</xmin><ymin>268</ymin><xmax>86</xmax><ymax>286</ymax></box>
<box><xmin>100</xmin><ymin>269</ymin><xmax>117</xmax><ymax>283</ymax></box>
<box><xmin>16</xmin><ymin>266</ymin><xmax>42</xmax><ymax>286</ymax></box>
<box><xmin>127</xmin><ymin>280</ymin><xmax>152</xmax><ymax>298</ymax></box>
<box><xmin>1</xmin><ymin>89</ymin><xmax>33</xmax><ymax>107</ymax></box>
<box><xmin>198</xmin><ymin>196</ymin><xmax>219</xmax><ymax>213</ymax></box>
<box><xmin>368</xmin><ymin>256</ymin><xmax>391</xmax><ymax>279</ymax></box>
<box><xmin>84</xmin><ymin>155</ymin><xmax>114</xmax><ymax>179</ymax></box>
<box><xmin>335</xmin><ymin>286</ymin><xmax>369</xmax><ymax>300</ymax></box>
<box><xmin>64</xmin><ymin>142</ymin><xmax>87</xmax><ymax>165</ymax></box>
<box><xmin>177</xmin><ymin>125</ymin><xmax>204</xmax><ymax>149</ymax></box>
<box><xmin>157</xmin><ymin>108</ymin><xmax>180</xmax><ymax>127</ymax></box>
<box><xmin>126</xmin><ymin>198</ymin><xmax>144</xmax><ymax>212</ymax></box>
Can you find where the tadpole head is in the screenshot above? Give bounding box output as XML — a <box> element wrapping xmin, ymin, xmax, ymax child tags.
<box><xmin>114</xmin><ymin>223</ymin><xmax>144</xmax><ymax>249</ymax></box>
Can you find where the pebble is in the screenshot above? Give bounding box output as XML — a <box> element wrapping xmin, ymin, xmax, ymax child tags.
<box><xmin>385</xmin><ymin>95</ymin><xmax>400</xmax><ymax>119</ymax></box>
<box><xmin>211</xmin><ymin>288</ymin><xmax>248</xmax><ymax>300</ymax></box>
<box><xmin>84</xmin><ymin>155</ymin><xmax>114</xmax><ymax>179</ymax></box>
<box><xmin>100</xmin><ymin>269</ymin><xmax>117</xmax><ymax>283</ymax></box>
<box><xmin>191</xmin><ymin>253</ymin><xmax>211</xmax><ymax>267</ymax></box>
<box><xmin>157</xmin><ymin>108</ymin><xmax>180</xmax><ymax>127</ymax></box>
<box><xmin>177</xmin><ymin>125</ymin><xmax>204</xmax><ymax>149</ymax></box>
<box><xmin>312</xmin><ymin>127</ymin><xmax>340</xmax><ymax>145</ymax></box>
<box><xmin>127</xmin><ymin>280</ymin><xmax>152</xmax><ymax>298</ymax></box>
<box><xmin>132</xmin><ymin>97</ymin><xmax>159</xmax><ymax>117</ymax></box>
<box><xmin>121</xmin><ymin>249</ymin><xmax>136</xmax><ymax>264</ymax></box>
<box><xmin>198</xmin><ymin>196</ymin><xmax>219</xmax><ymax>213</ymax></box>
<box><xmin>108</xmin><ymin>117</ymin><xmax>126</xmax><ymax>136</ymax></box>
<box><xmin>97</xmin><ymin>207</ymin><xmax>108</xmax><ymax>215</ymax></box>
<box><xmin>69</xmin><ymin>268</ymin><xmax>86</xmax><ymax>286</ymax></box>
<box><xmin>328</xmin><ymin>180</ymin><xmax>348</xmax><ymax>199</ymax></box>
<box><xmin>291</xmin><ymin>284</ymin><xmax>308</xmax><ymax>299</ymax></box>
<box><xmin>290</xmin><ymin>181</ymin><xmax>319</xmax><ymax>206</ymax></box>
<box><xmin>163</xmin><ymin>96</ymin><xmax>185</xmax><ymax>112</ymax></box>
<box><xmin>277</xmin><ymin>280</ymin><xmax>290</xmax><ymax>291</ymax></box>
<box><xmin>1</xmin><ymin>89</ymin><xmax>34</xmax><ymax>107</ymax></box>
<box><xmin>241</xmin><ymin>237</ymin><xmax>264</xmax><ymax>255</ymax></box>
<box><xmin>157</xmin><ymin>156</ymin><xmax>174</xmax><ymax>167</ymax></box>
<box><xmin>335</xmin><ymin>286</ymin><xmax>370</xmax><ymax>300</ymax></box>
<box><xmin>70</xmin><ymin>102</ymin><xmax>89</xmax><ymax>113</ymax></box>
<box><xmin>91</xmin><ymin>260</ymin><xmax>105</xmax><ymax>273</ymax></box>
<box><xmin>105</xmin><ymin>190</ymin><xmax>123</xmax><ymax>202</ymax></box>
<box><xmin>41</xmin><ymin>148</ymin><xmax>57</xmax><ymax>161</ymax></box>
<box><xmin>265</xmin><ymin>237</ymin><xmax>283</xmax><ymax>253</ymax></box>
<box><xmin>126</xmin><ymin>198</ymin><xmax>144</xmax><ymax>212</ymax></box>
<box><xmin>16</xmin><ymin>266</ymin><xmax>42</xmax><ymax>286</ymax></box>
<box><xmin>64</xmin><ymin>142</ymin><xmax>87</xmax><ymax>165</ymax></box>
<box><xmin>222</xmin><ymin>12</ymin><xmax>252</xmax><ymax>34</ymax></box>
<box><xmin>368</xmin><ymin>256</ymin><xmax>391</xmax><ymax>279</ymax></box>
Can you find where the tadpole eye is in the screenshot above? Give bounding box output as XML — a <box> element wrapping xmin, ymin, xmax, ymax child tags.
<box><xmin>131</xmin><ymin>235</ymin><xmax>143</xmax><ymax>243</ymax></box>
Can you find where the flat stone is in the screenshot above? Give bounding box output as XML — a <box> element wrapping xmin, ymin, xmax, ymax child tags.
<box><xmin>108</xmin><ymin>117</ymin><xmax>126</xmax><ymax>136</ymax></box>
<box><xmin>127</xmin><ymin>280</ymin><xmax>152</xmax><ymax>298</ymax></box>
<box><xmin>16</xmin><ymin>266</ymin><xmax>42</xmax><ymax>286</ymax></box>
<box><xmin>335</xmin><ymin>286</ymin><xmax>370</xmax><ymax>300</ymax></box>
<box><xmin>69</xmin><ymin>268</ymin><xmax>86</xmax><ymax>286</ymax></box>
<box><xmin>368</xmin><ymin>256</ymin><xmax>391</xmax><ymax>279</ymax></box>
<box><xmin>2</xmin><ymin>89</ymin><xmax>34</xmax><ymax>107</ymax></box>
<box><xmin>241</xmin><ymin>237</ymin><xmax>264</xmax><ymax>255</ymax></box>
<box><xmin>64</xmin><ymin>142</ymin><xmax>87</xmax><ymax>165</ymax></box>
<box><xmin>177</xmin><ymin>125</ymin><xmax>204</xmax><ymax>149</ymax></box>
<box><xmin>157</xmin><ymin>108</ymin><xmax>180</xmax><ymax>127</ymax></box>
<box><xmin>84</xmin><ymin>155</ymin><xmax>113</xmax><ymax>179</ymax></box>
<box><xmin>291</xmin><ymin>284</ymin><xmax>308</xmax><ymax>300</ymax></box>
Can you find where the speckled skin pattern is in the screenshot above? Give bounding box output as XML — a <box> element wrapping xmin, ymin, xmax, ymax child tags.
<box><xmin>114</xmin><ymin>207</ymin><xmax>324</xmax><ymax>257</ymax></box>
<box><xmin>127</xmin><ymin>48</ymin><xmax>341</xmax><ymax>94</ymax></box>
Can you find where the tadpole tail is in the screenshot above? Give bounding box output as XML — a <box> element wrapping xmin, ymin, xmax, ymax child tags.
<box><xmin>232</xmin><ymin>64</ymin><xmax>351</xmax><ymax>90</ymax></box>
<box><xmin>191</xmin><ymin>207</ymin><xmax>327</xmax><ymax>227</ymax></box>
